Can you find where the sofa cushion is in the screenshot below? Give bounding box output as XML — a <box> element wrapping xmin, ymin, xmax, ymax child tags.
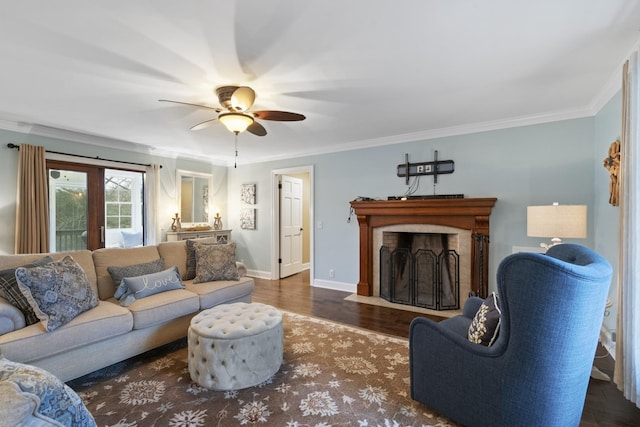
<box><xmin>16</xmin><ymin>256</ymin><xmax>99</xmax><ymax>332</ymax></box>
<box><xmin>0</xmin><ymin>301</ymin><xmax>133</xmax><ymax>364</ymax></box>
<box><xmin>0</xmin><ymin>357</ymin><xmax>96</xmax><ymax>426</ymax></box>
<box><xmin>114</xmin><ymin>266</ymin><xmax>184</xmax><ymax>307</ymax></box>
<box><xmin>185</xmin><ymin>237</ymin><xmax>219</xmax><ymax>280</ymax></box>
<box><xmin>112</xmin><ymin>289</ymin><xmax>199</xmax><ymax>330</ymax></box>
<box><xmin>185</xmin><ymin>276</ymin><xmax>254</xmax><ymax>309</ymax></box>
<box><xmin>92</xmin><ymin>246</ymin><xmax>161</xmax><ymax>300</ymax></box>
<box><xmin>468</xmin><ymin>292</ymin><xmax>501</xmax><ymax>346</ymax></box>
<box><xmin>193</xmin><ymin>242</ymin><xmax>239</xmax><ymax>283</ymax></box>
<box><xmin>157</xmin><ymin>240</ymin><xmax>189</xmax><ymax>279</ymax></box>
<box><xmin>0</xmin><ymin>256</ymin><xmax>54</xmax><ymax>326</ymax></box>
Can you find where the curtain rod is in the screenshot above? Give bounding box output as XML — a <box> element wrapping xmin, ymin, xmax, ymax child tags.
<box><xmin>6</xmin><ymin>143</ymin><xmax>158</xmax><ymax>168</ymax></box>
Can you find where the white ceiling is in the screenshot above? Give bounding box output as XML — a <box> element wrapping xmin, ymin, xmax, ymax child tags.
<box><xmin>1</xmin><ymin>1</ymin><xmax>639</xmax><ymax>166</ymax></box>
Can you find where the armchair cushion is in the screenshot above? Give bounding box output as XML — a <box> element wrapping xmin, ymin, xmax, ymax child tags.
<box><xmin>467</xmin><ymin>292</ymin><xmax>501</xmax><ymax>346</ymax></box>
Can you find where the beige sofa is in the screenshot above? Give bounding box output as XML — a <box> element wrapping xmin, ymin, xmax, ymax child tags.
<box><xmin>0</xmin><ymin>240</ymin><xmax>254</xmax><ymax>382</ymax></box>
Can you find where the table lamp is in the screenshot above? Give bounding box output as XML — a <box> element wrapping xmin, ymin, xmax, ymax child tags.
<box><xmin>527</xmin><ymin>203</ymin><xmax>587</xmax><ymax>249</ymax></box>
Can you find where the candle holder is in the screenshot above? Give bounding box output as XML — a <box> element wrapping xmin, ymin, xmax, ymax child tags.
<box><xmin>213</xmin><ymin>213</ymin><xmax>222</xmax><ymax>230</ymax></box>
<box><xmin>171</xmin><ymin>213</ymin><xmax>181</xmax><ymax>231</ymax></box>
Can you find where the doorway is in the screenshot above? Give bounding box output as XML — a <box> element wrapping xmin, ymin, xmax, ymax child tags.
<box><xmin>271</xmin><ymin>166</ymin><xmax>313</xmax><ymax>281</ymax></box>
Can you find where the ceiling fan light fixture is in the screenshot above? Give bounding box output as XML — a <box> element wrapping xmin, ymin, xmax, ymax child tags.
<box><xmin>218</xmin><ymin>112</ymin><xmax>254</xmax><ymax>134</ymax></box>
<box><xmin>218</xmin><ymin>113</ymin><xmax>254</xmax><ymax>134</ymax></box>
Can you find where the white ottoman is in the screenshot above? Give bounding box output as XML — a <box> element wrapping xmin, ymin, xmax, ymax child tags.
<box><xmin>188</xmin><ymin>302</ymin><xmax>283</xmax><ymax>390</ymax></box>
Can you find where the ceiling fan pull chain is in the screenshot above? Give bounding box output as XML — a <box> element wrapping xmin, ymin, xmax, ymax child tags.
<box><xmin>234</xmin><ymin>132</ymin><xmax>239</xmax><ymax>168</ymax></box>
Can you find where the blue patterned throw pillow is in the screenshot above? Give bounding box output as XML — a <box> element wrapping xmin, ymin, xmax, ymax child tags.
<box><xmin>15</xmin><ymin>256</ymin><xmax>98</xmax><ymax>332</ymax></box>
<box><xmin>114</xmin><ymin>266</ymin><xmax>185</xmax><ymax>306</ymax></box>
<box><xmin>0</xmin><ymin>357</ymin><xmax>96</xmax><ymax>426</ymax></box>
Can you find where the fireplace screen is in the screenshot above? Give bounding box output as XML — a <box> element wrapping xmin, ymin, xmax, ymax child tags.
<box><xmin>380</xmin><ymin>233</ymin><xmax>460</xmax><ymax>310</ymax></box>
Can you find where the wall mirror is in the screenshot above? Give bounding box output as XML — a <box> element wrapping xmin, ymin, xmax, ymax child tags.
<box><xmin>176</xmin><ymin>169</ymin><xmax>213</xmax><ymax>227</ymax></box>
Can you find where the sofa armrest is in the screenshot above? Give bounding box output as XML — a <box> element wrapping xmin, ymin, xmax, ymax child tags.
<box><xmin>0</xmin><ymin>296</ymin><xmax>26</xmax><ymax>335</ymax></box>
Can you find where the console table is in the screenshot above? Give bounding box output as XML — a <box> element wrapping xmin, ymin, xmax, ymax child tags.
<box><xmin>166</xmin><ymin>229</ymin><xmax>231</xmax><ymax>243</ymax></box>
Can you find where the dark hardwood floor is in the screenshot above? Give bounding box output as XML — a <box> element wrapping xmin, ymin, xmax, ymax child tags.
<box><xmin>252</xmin><ymin>270</ymin><xmax>640</xmax><ymax>427</ymax></box>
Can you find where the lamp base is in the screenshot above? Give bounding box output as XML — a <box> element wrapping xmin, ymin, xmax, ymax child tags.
<box><xmin>539</xmin><ymin>237</ymin><xmax>562</xmax><ymax>250</ymax></box>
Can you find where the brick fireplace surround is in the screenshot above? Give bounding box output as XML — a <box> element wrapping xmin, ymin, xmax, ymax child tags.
<box><xmin>350</xmin><ymin>198</ymin><xmax>497</xmax><ymax>301</ymax></box>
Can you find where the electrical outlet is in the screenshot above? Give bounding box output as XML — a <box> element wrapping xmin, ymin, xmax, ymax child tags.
<box><xmin>329</xmin><ymin>269</ymin><xmax>335</xmax><ymax>278</ymax></box>
<box><xmin>424</xmin><ymin>164</ymin><xmax>433</xmax><ymax>173</ymax></box>
<box><xmin>416</xmin><ymin>165</ymin><xmax>424</xmax><ymax>174</ymax></box>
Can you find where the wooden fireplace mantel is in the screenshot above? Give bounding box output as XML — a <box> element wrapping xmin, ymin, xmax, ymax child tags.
<box><xmin>350</xmin><ymin>198</ymin><xmax>497</xmax><ymax>298</ymax></box>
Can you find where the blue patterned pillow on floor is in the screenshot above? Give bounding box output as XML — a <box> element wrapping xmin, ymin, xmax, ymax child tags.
<box><xmin>15</xmin><ymin>256</ymin><xmax>98</xmax><ymax>332</ymax></box>
<box><xmin>0</xmin><ymin>357</ymin><xmax>96</xmax><ymax>426</ymax></box>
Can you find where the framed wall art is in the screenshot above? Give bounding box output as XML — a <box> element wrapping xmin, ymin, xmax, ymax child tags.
<box><xmin>241</xmin><ymin>183</ymin><xmax>256</xmax><ymax>205</ymax></box>
<box><xmin>240</xmin><ymin>208</ymin><xmax>256</xmax><ymax>230</ymax></box>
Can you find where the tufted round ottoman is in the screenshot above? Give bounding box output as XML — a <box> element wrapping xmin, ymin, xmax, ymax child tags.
<box><xmin>188</xmin><ymin>302</ymin><xmax>283</xmax><ymax>390</ymax></box>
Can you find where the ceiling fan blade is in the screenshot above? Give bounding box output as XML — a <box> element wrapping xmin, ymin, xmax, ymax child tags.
<box><xmin>253</xmin><ymin>110</ymin><xmax>306</xmax><ymax>121</ymax></box>
<box><xmin>247</xmin><ymin>121</ymin><xmax>267</xmax><ymax>136</ymax></box>
<box><xmin>158</xmin><ymin>99</ymin><xmax>221</xmax><ymax>112</ymax></box>
<box><xmin>231</xmin><ymin>86</ymin><xmax>256</xmax><ymax>111</ymax></box>
<box><xmin>190</xmin><ymin>118</ymin><xmax>218</xmax><ymax>131</ymax></box>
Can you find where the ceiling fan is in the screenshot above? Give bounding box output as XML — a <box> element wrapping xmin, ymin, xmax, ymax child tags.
<box><xmin>159</xmin><ymin>85</ymin><xmax>305</xmax><ymax>136</ymax></box>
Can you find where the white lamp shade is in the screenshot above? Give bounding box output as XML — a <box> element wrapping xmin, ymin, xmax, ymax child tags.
<box><xmin>527</xmin><ymin>204</ymin><xmax>587</xmax><ymax>239</ymax></box>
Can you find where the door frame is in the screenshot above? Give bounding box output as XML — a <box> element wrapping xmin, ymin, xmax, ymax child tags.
<box><xmin>270</xmin><ymin>165</ymin><xmax>314</xmax><ymax>281</ymax></box>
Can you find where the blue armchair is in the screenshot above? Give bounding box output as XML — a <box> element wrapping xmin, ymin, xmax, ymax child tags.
<box><xmin>409</xmin><ymin>244</ymin><xmax>612</xmax><ymax>427</ymax></box>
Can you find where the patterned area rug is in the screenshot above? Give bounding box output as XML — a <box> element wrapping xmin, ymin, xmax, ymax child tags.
<box><xmin>68</xmin><ymin>312</ymin><xmax>456</xmax><ymax>426</ymax></box>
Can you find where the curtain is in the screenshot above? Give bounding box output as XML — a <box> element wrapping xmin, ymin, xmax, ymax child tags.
<box><xmin>614</xmin><ymin>50</ymin><xmax>640</xmax><ymax>407</ymax></box>
<box><xmin>144</xmin><ymin>163</ymin><xmax>161</xmax><ymax>245</ymax></box>
<box><xmin>14</xmin><ymin>144</ymin><xmax>49</xmax><ymax>254</ymax></box>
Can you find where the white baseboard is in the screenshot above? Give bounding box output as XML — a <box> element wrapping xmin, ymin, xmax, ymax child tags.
<box><xmin>312</xmin><ymin>279</ymin><xmax>357</xmax><ymax>293</ymax></box>
<box><xmin>599</xmin><ymin>326</ymin><xmax>616</xmax><ymax>360</ymax></box>
<box><xmin>246</xmin><ymin>269</ymin><xmax>272</xmax><ymax>280</ymax></box>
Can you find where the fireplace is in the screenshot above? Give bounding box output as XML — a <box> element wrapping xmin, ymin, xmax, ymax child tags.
<box><xmin>380</xmin><ymin>231</ymin><xmax>460</xmax><ymax>310</ymax></box>
<box><xmin>350</xmin><ymin>198</ymin><xmax>497</xmax><ymax>307</ymax></box>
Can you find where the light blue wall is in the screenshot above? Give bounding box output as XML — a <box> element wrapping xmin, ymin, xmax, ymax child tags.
<box><xmin>229</xmin><ymin>117</ymin><xmax>597</xmax><ymax>293</ymax></box>
<box><xmin>0</xmin><ymin>129</ymin><xmax>228</xmax><ymax>253</ymax></box>
<box><xmin>594</xmin><ymin>91</ymin><xmax>622</xmax><ymax>333</ymax></box>
<box><xmin>0</xmin><ymin>114</ymin><xmax>613</xmax><ymax>303</ymax></box>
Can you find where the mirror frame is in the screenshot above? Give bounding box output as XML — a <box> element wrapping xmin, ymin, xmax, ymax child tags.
<box><xmin>176</xmin><ymin>169</ymin><xmax>214</xmax><ymax>228</ymax></box>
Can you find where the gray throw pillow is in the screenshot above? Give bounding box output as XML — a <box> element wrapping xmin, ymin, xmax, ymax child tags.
<box><xmin>15</xmin><ymin>256</ymin><xmax>98</xmax><ymax>332</ymax></box>
<box><xmin>0</xmin><ymin>256</ymin><xmax>54</xmax><ymax>326</ymax></box>
<box><xmin>193</xmin><ymin>242</ymin><xmax>239</xmax><ymax>283</ymax></box>
<box><xmin>114</xmin><ymin>266</ymin><xmax>184</xmax><ymax>307</ymax></box>
<box><xmin>185</xmin><ymin>238</ymin><xmax>218</xmax><ymax>280</ymax></box>
<box><xmin>468</xmin><ymin>292</ymin><xmax>501</xmax><ymax>346</ymax></box>
<box><xmin>107</xmin><ymin>258</ymin><xmax>165</xmax><ymax>289</ymax></box>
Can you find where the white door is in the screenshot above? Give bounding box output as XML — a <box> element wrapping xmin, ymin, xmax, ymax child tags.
<box><xmin>280</xmin><ymin>175</ymin><xmax>304</xmax><ymax>278</ymax></box>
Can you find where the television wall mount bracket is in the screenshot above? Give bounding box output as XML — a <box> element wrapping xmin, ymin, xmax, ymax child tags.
<box><xmin>396</xmin><ymin>150</ymin><xmax>455</xmax><ymax>185</ymax></box>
